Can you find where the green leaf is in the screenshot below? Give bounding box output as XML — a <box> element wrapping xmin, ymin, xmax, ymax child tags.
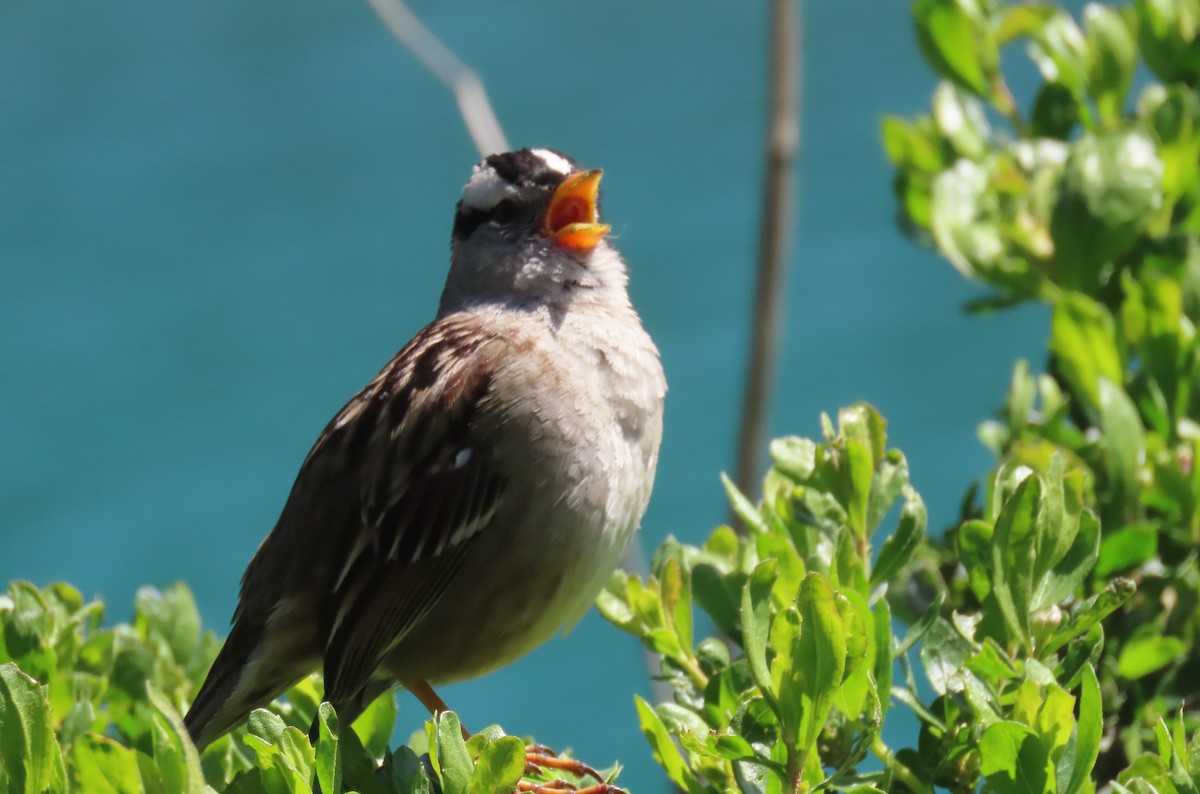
<box><xmin>73</xmin><ymin>734</ymin><xmax>144</xmax><ymax>794</ymax></box>
<box><xmin>1032</xmin><ymin>682</ymin><xmax>1075</xmax><ymax>758</ymax></box>
<box><xmin>315</xmin><ymin>703</ymin><xmax>342</xmax><ymax>794</ymax></box>
<box><xmin>702</xmin><ymin>659</ymin><xmax>755</xmax><ymax>730</ymax></box>
<box><xmin>1032</xmin><ymin>81</ymin><xmax>1083</xmax><ymax>140</ymax></box>
<box><xmin>1006</xmin><ymin>359</ymin><xmax>1036</xmax><ymax>432</ymax></box>
<box><xmin>1099</xmin><ymin>378</ymin><xmax>1146</xmax><ymax>512</ymax></box>
<box><xmin>336</xmin><ymin>712</ymin><xmax>388</xmax><ymax>794</ymax></box>
<box><xmin>635</xmin><ymin>695</ymin><xmax>704</xmax><ymax>794</ymax></box>
<box><xmin>770</xmin><ymin>436</ymin><xmax>817</xmax><ymax>482</ymax></box>
<box><xmin>1118</xmin><ymin>628</ymin><xmax>1186</xmax><ymax>679</ymax></box>
<box><xmin>436</xmin><ymin>712</ymin><xmax>473</xmax><ymax>794</ymax></box>
<box><xmin>834</xmin><ymin>590</ymin><xmax>875</xmax><ymax>718</ymax></box>
<box><xmin>997</xmin><ymin>4</ymin><xmax>1057</xmax><ymax>44</ymax></box>
<box><xmin>1047</xmin><ymin>577</ymin><xmax>1135</xmax><ymax>655</ymax></box>
<box><xmin>1056</xmin><ymin>624</ymin><xmax>1102</xmax><ymax>694</ymax></box>
<box><xmin>467</xmin><ymin>736</ymin><xmax>524</xmax><ymax>794</ymax></box>
<box><xmin>723</xmin><ymin>473</ymin><xmax>765</xmax><ymax>533</ymax></box>
<box><xmin>991</xmin><ymin>475</ymin><xmax>1040</xmax><ymax>649</ymax></box>
<box><xmin>920</xmin><ymin>617</ymin><xmax>976</xmax><ymax>698</ymax></box>
<box><xmin>660</xmin><ymin>557</ymin><xmax>694</xmax><ymax>657</ymax></box>
<box><xmin>1084</xmin><ymin>3</ymin><xmax>1137</xmax><ymax>122</ymax></box>
<box><xmin>741</xmin><ymin>560</ymin><xmax>778</xmax><ymax>708</ymax></box>
<box><xmin>1060</xmin><ymin>665</ymin><xmax>1102</xmax><ymax>794</ymax></box>
<box><xmin>692</xmin><ymin>564</ymin><xmax>744</xmax><ymax>640</ymax></box>
<box><xmin>0</xmin><ymin>662</ymin><xmax>66</xmax><ymax>794</ymax></box>
<box><xmin>1050</xmin><ymin>131</ymin><xmax>1164</xmax><ymax>288</ymax></box>
<box><xmin>1148</xmin><ymin>87</ymin><xmax>1200</xmax><ymax>213</ymax></box>
<box><xmin>957</xmin><ymin>518</ymin><xmax>994</xmax><ymax>601</ymax></box>
<box><xmin>979</xmin><ymin>721</ymin><xmax>1055</xmax><ymax>794</ymax></box>
<box><xmin>932</xmin><ymin>158</ymin><xmax>1003</xmax><ymax>280</ymax></box>
<box><xmin>1032</xmin><ymin>454</ymin><xmax>1082</xmax><ymax>585</ymax></box>
<box><xmin>248</xmin><ymin>708</ymin><xmax>287</xmax><ymax>744</ymax></box>
<box><xmin>351</xmin><ymin>689</ymin><xmax>397</xmax><ymax>761</ymax></box>
<box><xmin>387</xmin><ymin>746</ymin><xmax>434</xmax><ymax>794</ymax></box>
<box><xmin>708</xmin><ymin>734</ymin><xmax>761</xmax><ymax>762</ymax></box>
<box><xmin>133</xmin><ymin>584</ymin><xmax>202</xmax><ymax>668</ymax></box>
<box><xmin>871</xmin><ymin>485</ymin><xmax>927</xmax><ymax>586</ymax></box>
<box><xmin>1029</xmin><ymin>12</ymin><xmax>1088</xmax><ymax>99</ymax></box>
<box><xmin>1096</xmin><ymin>522</ymin><xmax>1157</xmax><ymax>576</ymax></box>
<box><xmin>912</xmin><ymin>0</ymin><xmax>999</xmax><ymax>96</ymax></box>
<box><xmin>867</xmin><ymin>449</ymin><xmax>911</xmax><ymax>538</ymax></box>
<box><xmin>1135</xmin><ymin>0</ymin><xmax>1200</xmax><ymax>84</ymax></box>
<box><xmin>793</xmin><ymin>574</ymin><xmax>847</xmax><ymax>752</ymax></box>
<box><xmin>595</xmin><ymin>571</ymin><xmax>636</xmax><ymax>631</ymax></box>
<box><xmin>845</xmin><ymin>434</ymin><xmax>875</xmax><ymax>539</ymax></box>
<box><xmin>932</xmin><ymin>82</ymin><xmax>990</xmax><ymax>159</ymax></box>
<box><xmin>144</xmin><ymin>682</ymin><xmax>206</xmax><ymax>794</ymax></box>
<box><xmin>872</xmin><ymin>598</ymin><xmax>893</xmax><ymax>721</ymax></box>
<box><xmin>276</xmin><ymin>727</ymin><xmax>316</xmax><ymax>790</ymax></box>
<box><xmin>1049</xmin><ymin>293</ymin><xmax>1124</xmax><ymax>411</ymax></box>
<box><xmin>1034</xmin><ymin>510</ymin><xmax>1099</xmax><ymax>614</ymax></box>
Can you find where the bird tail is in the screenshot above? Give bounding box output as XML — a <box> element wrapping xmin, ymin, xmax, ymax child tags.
<box><xmin>184</xmin><ymin>617</ymin><xmax>315</xmax><ymax>750</ymax></box>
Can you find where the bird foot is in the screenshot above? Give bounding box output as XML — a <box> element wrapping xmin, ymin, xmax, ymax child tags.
<box><xmin>517</xmin><ymin>783</ymin><xmax>625</xmax><ymax>794</ymax></box>
<box><xmin>521</xmin><ymin>744</ymin><xmax>623</xmax><ymax>794</ymax></box>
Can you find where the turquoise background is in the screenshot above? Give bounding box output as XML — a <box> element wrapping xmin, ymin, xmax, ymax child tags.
<box><xmin>2</xmin><ymin>0</ymin><xmax>1057</xmax><ymax>786</ymax></box>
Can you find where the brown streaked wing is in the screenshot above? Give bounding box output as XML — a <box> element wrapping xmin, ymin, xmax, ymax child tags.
<box><xmin>312</xmin><ymin>318</ymin><xmax>509</xmax><ymax>707</ymax></box>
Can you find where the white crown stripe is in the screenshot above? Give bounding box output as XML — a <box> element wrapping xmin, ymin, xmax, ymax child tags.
<box><xmin>460</xmin><ymin>166</ymin><xmax>514</xmax><ymax>212</ymax></box>
<box><xmin>531</xmin><ymin>149</ymin><xmax>573</xmax><ymax>175</ymax></box>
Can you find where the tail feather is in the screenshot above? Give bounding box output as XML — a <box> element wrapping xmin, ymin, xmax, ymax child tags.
<box><xmin>184</xmin><ymin>617</ymin><xmax>316</xmax><ymax>750</ymax></box>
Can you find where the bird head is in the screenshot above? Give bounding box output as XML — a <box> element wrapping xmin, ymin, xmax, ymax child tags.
<box><xmin>441</xmin><ymin>148</ymin><xmax>628</xmax><ymax>314</ymax></box>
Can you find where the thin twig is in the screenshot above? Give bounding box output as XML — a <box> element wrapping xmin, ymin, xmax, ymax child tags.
<box><xmin>363</xmin><ymin>0</ymin><xmax>508</xmax><ymax>157</ymax></box>
<box><xmin>733</xmin><ymin>0</ymin><xmax>802</xmax><ymax>512</ymax></box>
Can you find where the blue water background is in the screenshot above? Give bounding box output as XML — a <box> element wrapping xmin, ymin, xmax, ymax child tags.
<box><xmin>2</xmin><ymin>0</ymin><xmax>1062</xmax><ymax>786</ymax></box>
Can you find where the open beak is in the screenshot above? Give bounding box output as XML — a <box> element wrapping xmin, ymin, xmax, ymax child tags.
<box><xmin>544</xmin><ymin>170</ymin><xmax>611</xmax><ymax>252</ymax></box>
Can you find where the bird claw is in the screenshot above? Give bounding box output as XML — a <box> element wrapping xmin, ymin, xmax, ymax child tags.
<box><xmin>517</xmin><ymin>783</ymin><xmax>625</xmax><ymax>794</ymax></box>
<box><xmin>520</xmin><ymin>744</ymin><xmax>621</xmax><ymax>794</ymax></box>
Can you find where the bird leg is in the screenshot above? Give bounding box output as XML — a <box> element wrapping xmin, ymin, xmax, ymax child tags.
<box><xmin>524</xmin><ymin>744</ymin><xmax>607</xmax><ymax>785</ymax></box>
<box><xmin>517</xmin><ymin>783</ymin><xmax>624</xmax><ymax>794</ymax></box>
<box><xmin>405</xmin><ymin>679</ymin><xmax>469</xmax><ymax>740</ymax></box>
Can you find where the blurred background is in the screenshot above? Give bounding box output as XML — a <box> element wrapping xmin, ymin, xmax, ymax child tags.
<box><xmin>1</xmin><ymin>0</ymin><xmax>1052</xmax><ymax>786</ymax></box>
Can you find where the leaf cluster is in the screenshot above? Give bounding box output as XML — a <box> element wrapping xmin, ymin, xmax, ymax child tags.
<box><xmin>882</xmin><ymin>0</ymin><xmax>1200</xmax><ymax>784</ymax></box>
<box><xmin>601</xmin><ymin>403</ymin><xmax>1199</xmax><ymax>792</ymax></box>
<box><xmin>0</xmin><ymin>581</ymin><xmax>610</xmax><ymax>793</ymax></box>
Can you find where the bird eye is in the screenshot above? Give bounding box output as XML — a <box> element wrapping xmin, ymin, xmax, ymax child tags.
<box><xmin>489</xmin><ymin>199</ymin><xmax>522</xmax><ymax>225</ymax></box>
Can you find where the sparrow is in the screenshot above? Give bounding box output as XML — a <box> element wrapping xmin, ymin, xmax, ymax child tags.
<box><xmin>183</xmin><ymin>148</ymin><xmax>667</xmax><ymax>754</ymax></box>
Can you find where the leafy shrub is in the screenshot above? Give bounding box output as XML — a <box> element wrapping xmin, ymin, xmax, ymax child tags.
<box><xmin>0</xmin><ymin>582</ymin><xmax>609</xmax><ymax>793</ymax></box>
<box><xmin>596</xmin><ymin>0</ymin><xmax>1200</xmax><ymax>792</ymax></box>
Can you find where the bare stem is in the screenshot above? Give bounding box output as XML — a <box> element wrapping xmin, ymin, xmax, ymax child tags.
<box><xmin>363</xmin><ymin>0</ymin><xmax>508</xmax><ymax>157</ymax></box>
<box><xmin>733</xmin><ymin>0</ymin><xmax>802</xmax><ymax>509</ymax></box>
<box><xmin>786</xmin><ymin>741</ymin><xmax>809</xmax><ymax>794</ymax></box>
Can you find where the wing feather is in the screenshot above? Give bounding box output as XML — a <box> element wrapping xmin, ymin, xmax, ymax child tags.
<box><xmin>311</xmin><ymin>318</ymin><xmax>509</xmax><ymax>706</ymax></box>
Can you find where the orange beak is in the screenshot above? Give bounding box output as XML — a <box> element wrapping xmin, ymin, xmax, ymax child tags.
<box><xmin>544</xmin><ymin>170</ymin><xmax>611</xmax><ymax>252</ymax></box>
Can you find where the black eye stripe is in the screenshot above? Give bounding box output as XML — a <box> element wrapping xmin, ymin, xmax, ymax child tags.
<box><xmin>452</xmin><ymin>199</ymin><xmax>529</xmax><ymax>241</ymax></box>
<box><xmin>490</xmin><ymin>199</ymin><xmax>523</xmax><ymax>223</ymax></box>
<box><xmin>452</xmin><ymin>203</ymin><xmax>489</xmax><ymax>240</ymax></box>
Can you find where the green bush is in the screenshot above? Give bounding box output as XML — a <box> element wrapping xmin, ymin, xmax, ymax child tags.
<box><xmin>605</xmin><ymin>0</ymin><xmax>1200</xmax><ymax>791</ymax></box>
<box><xmin>6</xmin><ymin>1</ymin><xmax>1200</xmax><ymax>792</ymax></box>
<box><xmin>0</xmin><ymin>582</ymin><xmax>611</xmax><ymax>792</ymax></box>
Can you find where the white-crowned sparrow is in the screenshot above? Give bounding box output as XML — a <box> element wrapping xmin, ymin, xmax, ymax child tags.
<box><xmin>184</xmin><ymin>148</ymin><xmax>666</xmax><ymax>751</ymax></box>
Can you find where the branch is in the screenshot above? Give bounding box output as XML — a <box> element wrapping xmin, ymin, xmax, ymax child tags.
<box><xmin>363</xmin><ymin>0</ymin><xmax>508</xmax><ymax>158</ymax></box>
<box><xmin>733</xmin><ymin>0</ymin><xmax>802</xmax><ymax>507</ymax></box>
